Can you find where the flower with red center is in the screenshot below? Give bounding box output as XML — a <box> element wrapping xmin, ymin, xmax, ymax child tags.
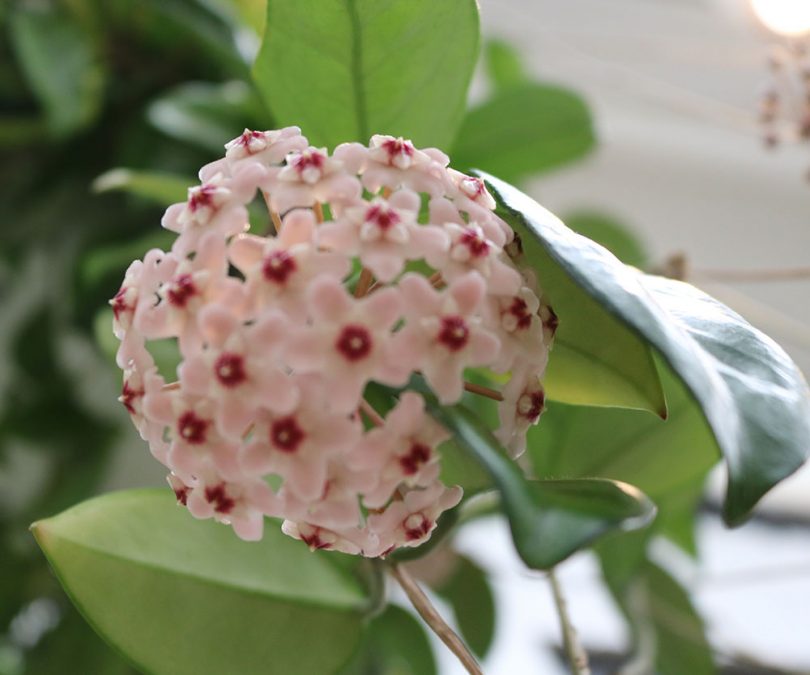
<box><xmin>270</xmin><ymin>416</ymin><xmax>306</xmax><ymax>453</ymax></box>
<box><xmin>335</xmin><ymin>324</ymin><xmax>373</xmax><ymax>362</ymax></box>
<box><xmin>496</xmin><ymin>366</ymin><xmax>548</xmax><ymax>458</ymax></box>
<box><xmin>392</xmin><ymin>272</ymin><xmax>500</xmax><ymax>403</ymax></box>
<box><xmin>120</xmin><ymin>379</ymin><xmax>144</xmax><ymax>415</ymax></box>
<box><xmin>285</xmin><ymin>277</ymin><xmax>409</xmax><ymax>414</ymax></box>
<box><xmin>205</xmin><ymin>483</ymin><xmax>237</xmax><ymax>514</ymax></box>
<box><xmin>349</xmin><ymin>392</ymin><xmax>448</xmax><ymax>509</ymax></box>
<box><xmin>262</xmin><ymin>249</ymin><xmax>297</xmax><ymax>284</ymax></box>
<box><xmin>400</xmin><ymin>442</ymin><xmax>431</xmax><ymax>475</ymax></box>
<box><xmin>380</xmin><ymin>136</ymin><xmax>415</xmax><ymax>168</ymax></box>
<box><xmin>111</xmin><ymin>286</ymin><xmax>134</xmax><ymax>324</ymax></box>
<box><xmin>224</xmin><ymin>127</ymin><xmax>308</xmax><ymax>166</ymax></box>
<box><xmin>177</xmin><ymin>410</ymin><xmax>209</xmax><ymax>445</ymax></box>
<box><xmin>365</xmin><ymin>203</ymin><xmax>400</xmax><ymax>230</ymax></box>
<box><xmin>457</xmin><ymin>227</ymin><xmax>490</xmax><ymax>259</ymax></box>
<box><xmin>437</xmin><ymin>315</ymin><xmax>470</xmax><ymax>352</ymax></box>
<box><xmin>214</xmin><ymin>352</ymin><xmax>247</xmax><ymax>388</ymax></box>
<box><xmin>166</xmin><ymin>273</ymin><xmax>198</xmax><ymax>308</ymax></box>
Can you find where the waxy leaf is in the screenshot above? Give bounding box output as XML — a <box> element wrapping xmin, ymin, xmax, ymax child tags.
<box><xmin>423</xmin><ymin>395</ymin><xmax>656</xmax><ymax>570</ymax></box>
<box><xmin>482</xmin><ymin>173</ymin><xmax>810</xmax><ymax>524</ymax></box>
<box><xmin>253</xmin><ymin>0</ymin><xmax>479</xmax><ymax>148</ymax></box>
<box><xmin>33</xmin><ymin>490</ymin><xmax>370</xmax><ymax>675</ymax></box>
<box><xmin>93</xmin><ymin>169</ymin><xmax>192</xmax><ymax>207</ymax></box>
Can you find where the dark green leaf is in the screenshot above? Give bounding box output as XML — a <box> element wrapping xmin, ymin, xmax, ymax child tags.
<box><xmin>33</xmin><ymin>490</ymin><xmax>369</xmax><ymax>675</ymax></box>
<box><xmin>253</xmin><ymin>0</ymin><xmax>479</xmax><ymax>148</ymax></box>
<box><xmin>435</xmin><ymin>556</ymin><xmax>496</xmax><ymax>659</ymax></box>
<box><xmin>341</xmin><ymin>605</ymin><xmax>437</xmax><ymax>675</ymax></box>
<box><xmin>483</xmin><ymin>39</ymin><xmax>528</xmax><ymax>91</ymax></box>
<box><xmin>9</xmin><ymin>5</ymin><xmax>105</xmax><ymax>137</ymax></box>
<box><xmin>92</xmin><ymin>169</ymin><xmax>192</xmax><ymax>207</ymax></box>
<box><xmin>147</xmin><ymin>81</ymin><xmax>269</xmax><ymax>153</ymax></box>
<box><xmin>452</xmin><ymin>83</ymin><xmax>595</xmax><ymax>183</ymax></box>
<box><xmin>482</xmin><ymin>173</ymin><xmax>810</xmax><ymax>524</ymax></box>
<box><xmin>423</xmin><ymin>393</ymin><xmax>656</xmax><ymax>569</ymax></box>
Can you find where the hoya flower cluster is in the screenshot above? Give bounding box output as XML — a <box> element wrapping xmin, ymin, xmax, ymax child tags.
<box><xmin>112</xmin><ymin>127</ymin><xmax>556</xmax><ymax>556</ymax></box>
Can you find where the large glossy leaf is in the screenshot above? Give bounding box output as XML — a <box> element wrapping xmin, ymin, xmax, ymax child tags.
<box><xmin>33</xmin><ymin>490</ymin><xmax>370</xmax><ymax>675</ymax></box>
<box><xmin>452</xmin><ymin>83</ymin><xmax>595</xmax><ymax>184</ymax></box>
<box><xmin>9</xmin><ymin>5</ymin><xmax>105</xmax><ymax>137</ymax></box>
<box><xmin>481</xmin><ymin>173</ymin><xmax>810</xmax><ymax>525</ymax></box>
<box><xmin>93</xmin><ymin>169</ymin><xmax>192</xmax><ymax>207</ymax></box>
<box><xmin>252</xmin><ymin>0</ymin><xmax>479</xmax><ymax>148</ymax></box>
<box><xmin>422</xmin><ymin>393</ymin><xmax>656</xmax><ymax>569</ymax></box>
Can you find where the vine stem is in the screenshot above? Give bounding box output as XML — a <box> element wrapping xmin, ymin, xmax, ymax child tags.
<box><xmin>548</xmin><ymin>569</ymin><xmax>591</xmax><ymax>675</ymax></box>
<box><xmin>389</xmin><ymin>562</ymin><xmax>483</xmax><ymax>675</ymax></box>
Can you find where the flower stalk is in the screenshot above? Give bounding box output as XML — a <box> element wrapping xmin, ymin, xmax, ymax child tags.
<box><xmin>390</xmin><ymin>562</ymin><xmax>483</xmax><ymax>675</ymax></box>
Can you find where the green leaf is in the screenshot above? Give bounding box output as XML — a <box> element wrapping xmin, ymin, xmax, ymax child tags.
<box><xmin>435</xmin><ymin>555</ymin><xmax>496</xmax><ymax>659</ymax></box>
<box><xmin>92</xmin><ymin>169</ymin><xmax>192</xmax><ymax>207</ymax></box>
<box><xmin>483</xmin><ymin>39</ymin><xmax>528</xmax><ymax>91</ymax></box>
<box><xmin>341</xmin><ymin>605</ymin><xmax>437</xmax><ymax>675</ymax></box>
<box><xmin>564</xmin><ymin>211</ymin><xmax>648</xmax><ymax>269</ymax></box>
<box><xmin>423</xmin><ymin>393</ymin><xmax>656</xmax><ymax>569</ymax></box>
<box><xmin>530</xmin><ymin>365</ymin><xmax>718</xmax><ymax>501</ymax></box>
<box><xmin>147</xmin><ymin>81</ymin><xmax>269</xmax><ymax>154</ymax></box>
<box><xmin>599</xmin><ymin>538</ymin><xmax>715</xmax><ymax>675</ymax></box>
<box><xmin>252</xmin><ymin>0</ymin><xmax>479</xmax><ymax>148</ymax></box>
<box><xmin>452</xmin><ymin>83</ymin><xmax>595</xmax><ymax>183</ymax></box>
<box><xmin>482</xmin><ymin>172</ymin><xmax>810</xmax><ymax>524</ymax></box>
<box><xmin>33</xmin><ymin>490</ymin><xmax>370</xmax><ymax>675</ymax></box>
<box><xmin>9</xmin><ymin>5</ymin><xmax>105</xmax><ymax>137</ymax></box>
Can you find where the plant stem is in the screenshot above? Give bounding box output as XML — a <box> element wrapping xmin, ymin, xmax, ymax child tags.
<box><xmin>548</xmin><ymin>569</ymin><xmax>591</xmax><ymax>675</ymax></box>
<box><xmin>463</xmin><ymin>381</ymin><xmax>504</xmax><ymax>401</ymax></box>
<box><xmin>389</xmin><ymin>562</ymin><xmax>483</xmax><ymax>675</ymax></box>
<box><xmin>355</xmin><ymin>267</ymin><xmax>374</xmax><ymax>297</ymax></box>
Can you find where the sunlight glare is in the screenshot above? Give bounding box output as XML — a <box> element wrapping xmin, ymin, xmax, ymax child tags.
<box><xmin>751</xmin><ymin>0</ymin><xmax>810</xmax><ymax>36</ymax></box>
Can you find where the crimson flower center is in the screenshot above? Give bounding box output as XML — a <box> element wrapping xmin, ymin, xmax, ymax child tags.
<box><xmin>336</xmin><ymin>324</ymin><xmax>373</xmax><ymax>361</ymax></box>
<box><xmin>166</xmin><ymin>274</ymin><xmax>197</xmax><ymax>307</ymax></box>
<box><xmin>519</xmin><ymin>391</ymin><xmax>545</xmax><ymax>421</ymax></box>
<box><xmin>111</xmin><ymin>288</ymin><xmax>132</xmax><ymax>321</ymax></box>
<box><xmin>399</xmin><ymin>442</ymin><xmax>431</xmax><ymax>475</ymax></box>
<box><xmin>437</xmin><ymin>316</ymin><xmax>469</xmax><ymax>352</ymax></box>
<box><xmin>120</xmin><ymin>381</ymin><xmax>144</xmax><ymax>414</ymax></box>
<box><xmin>382</xmin><ymin>138</ymin><xmax>414</xmax><ymax>163</ymax></box>
<box><xmin>292</xmin><ymin>151</ymin><xmax>325</xmax><ymax>174</ymax></box>
<box><xmin>214</xmin><ymin>352</ymin><xmax>247</xmax><ymax>387</ymax></box>
<box><xmin>262</xmin><ymin>249</ymin><xmax>296</xmax><ymax>284</ymax></box>
<box><xmin>403</xmin><ymin>513</ymin><xmax>432</xmax><ymax>541</ymax></box>
<box><xmin>205</xmin><ymin>484</ymin><xmax>236</xmax><ymax>514</ymax></box>
<box><xmin>508</xmin><ymin>297</ymin><xmax>533</xmax><ymax>330</ymax></box>
<box><xmin>177</xmin><ymin>410</ymin><xmax>209</xmax><ymax>444</ymax></box>
<box><xmin>366</xmin><ymin>204</ymin><xmax>400</xmax><ymax>230</ymax></box>
<box><xmin>270</xmin><ymin>416</ymin><xmax>306</xmax><ymax>453</ymax></box>
<box><xmin>459</xmin><ymin>228</ymin><xmax>489</xmax><ymax>258</ymax></box>
<box><xmin>188</xmin><ymin>184</ymin><xmax>217</xmax><ymax>212</ymax></box>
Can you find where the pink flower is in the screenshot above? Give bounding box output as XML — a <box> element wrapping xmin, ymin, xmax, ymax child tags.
<box><xmin>265</xmin><ymin>147</ymin><xmax>362</xmax><ymax>212</ymax></box>
<box><xmin>224</xmin><ymin>126</ymin><xmax>308</xmax><ymax>166</ymax></box>
<box><xmin>393</xmin><ymin>272</ymin><xmax>501</xmax><ymax>403</ymax></box>
<box><xmin>229</xmin><ymin>209</ymin><xmax>349</xmax><ymax>322</ymax></box>
<box><xmin>487</xmin><ymin>285</ymin><xmax>548</xmax><ymax>372</ymax></box>
<box><xmin>319</xmin><ymin>189</ymin><xmax>449</xmax><ymax>282</ymax></box>
<box><xmin>241</xmin><ymin>374</ymin><xmax>362</xmax><ymax>501</ymax></box>
<box><xmin>285</xmin><ymin>277</ymin><xmax>409</xmax><ymax>414</ymax></box>
<box><xmin>496</xmin><ymin>364</ymin><xmax>547</xmax><ymax>458</ymax></box>
<box><xmin>178</xmin><ymin>304</ymin><xmax>297</xmax><ymax>440</ymax></box>
<box><xmin>335</xmin><ymin>135</ymin><xmax>448</xmax><ymax>196</ymax></box>
<box><xmin>367</xmin><ymin>482</ymin><xmax>463</xmax><ymax>552</ymax></box>
<box><xmin>350</xmin><ymin>392</ymin><xmax>449</xmax><ymax>508</ymax></box>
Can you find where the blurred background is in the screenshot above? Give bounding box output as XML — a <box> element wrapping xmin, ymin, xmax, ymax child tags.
<box><xmin>1</xmin><ymin>0</ymin><xmax>808</xmax><ymax>673</ymax></box>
